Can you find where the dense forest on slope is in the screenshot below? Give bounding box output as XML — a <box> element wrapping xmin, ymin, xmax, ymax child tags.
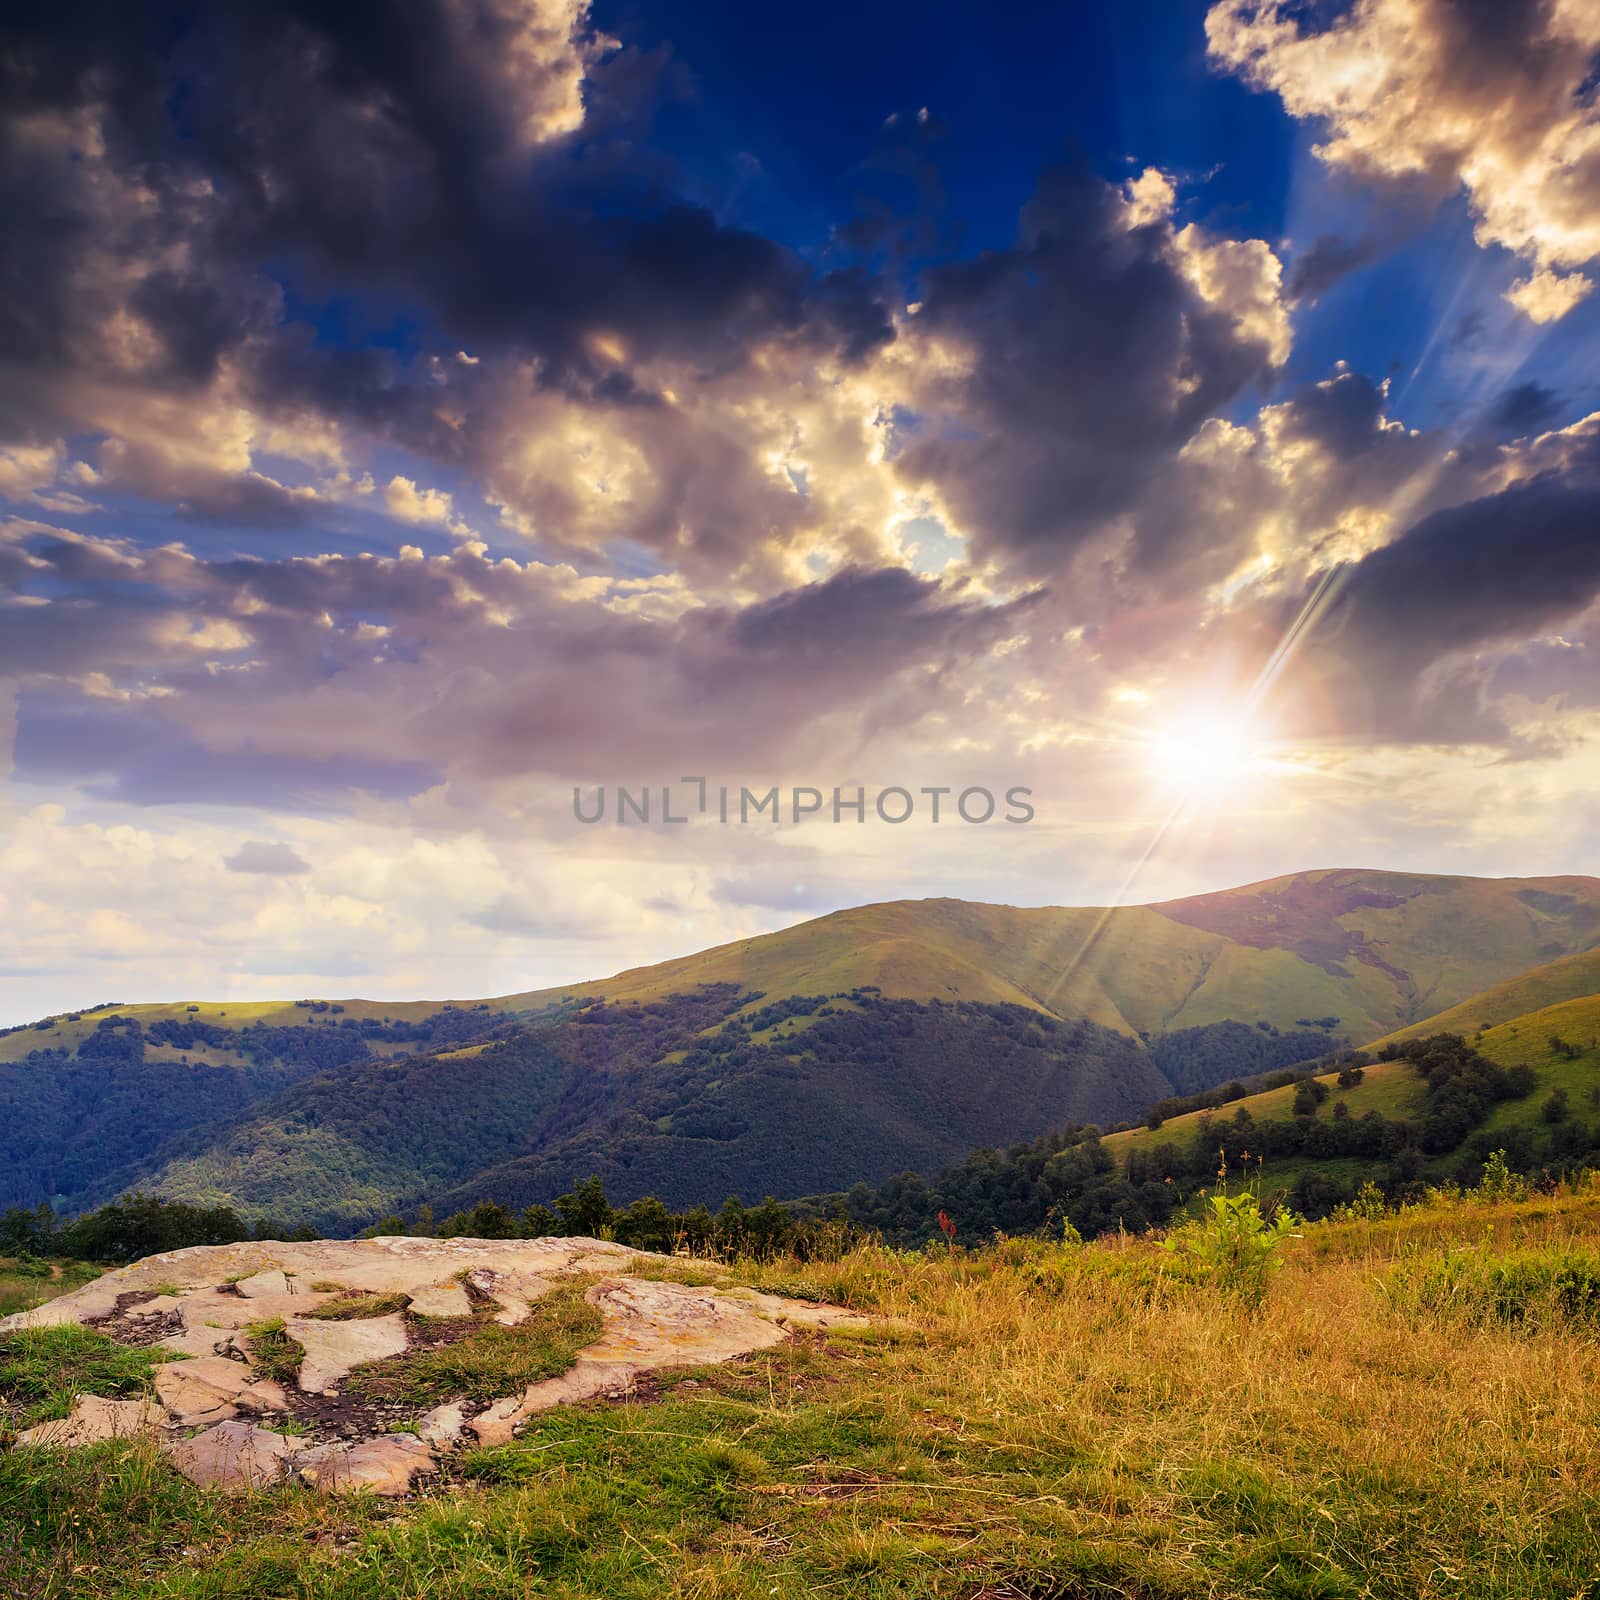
<box><xmin>6</xmin><ymin>870</ymin><xmax>1600</xmax><ymax>1228</ymax></box>
<box><xmin>422</xmin><ymin>994</ymin><xmax>1171</xmax><ymax>1222</ymax></box>
<box><xmin>142</xmin><ymin>990</ymin><xmax>1175</xmax><ymax>1230</ymax></box>
<box><xmin>0</xmin><ymin>1004</ymin><xmax>528</xmax><ymax>1212</ymax></box>
<box><xmin>809</xmin><ymin>1032</ymin><xmax>1580</xmax><ymax>1244</ymax></box>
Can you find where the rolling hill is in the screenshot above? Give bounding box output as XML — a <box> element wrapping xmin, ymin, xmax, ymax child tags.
<box><xmin>4</xmin><ymin>868</ymin><xmax>1600</xmax><ymax>1228</ymax></box>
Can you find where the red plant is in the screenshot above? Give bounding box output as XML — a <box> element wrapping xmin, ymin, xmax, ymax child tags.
<box><xmin>936</xmin><ymin>1209</ymin><xmax>957</xmax><ymax>1256</ymax></box>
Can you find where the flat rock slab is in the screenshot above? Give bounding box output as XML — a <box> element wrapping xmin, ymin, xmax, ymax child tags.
<box><xmin>155</xmin><ymin>1356</ymin><xmax>288</xmax><ymax>1426</ymax></box>
<box><xmin>166</xmin><ymin>1421</ymin><xmax>306</xmax><ymax>1493</ymax></box>
<box><xmin>286</xmin><ymin>1312</ymin><xmax>408</xmax><ymax>1394</ymax></box>
<box><xmin>416</xmin><ymin>1401</ymin><xmax>469</xmax><ymax>1450</ymax></box>
<box><xmin>406</xmin><ymin>1282</ymin><xmax>473</xmax><ymax>1318</ymax></box>
<box><xmin>232</xmin><ymin>1269</ymin><xmax>294</xmax><ymax>1299</ymax></box>
<box><xmin>0</xmin><ymin>1236</ymin><xmax>648</xmax><ymax>1336</ymax></box>
<box><xmin>469</xmin><ymin>1276</ymin><xmax>866</xmax><ymax>1445</ymax></box>
<box><xmin>126</xmin><ymin>1295</ymin><xmax>187</xmax><ymax>1321</ymax></box>
<box><xmin>297</xmin><ymin>1432</ymin><xmax>439</xmax><ymax>1496</ymax></box>
<box><xmin>15</xmin><ymin>1393</ymin><xmax>165</xmax><ymax>1448</ymax></box>
<box><xmin>0</xmin><ymin>1235</ymin><xmax>874</xmax><ymax>1495</ymax></box>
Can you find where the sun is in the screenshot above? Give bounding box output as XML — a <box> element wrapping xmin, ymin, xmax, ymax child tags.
<box><xmin>1145</xmin><ymin>712</ymin><xmax>1261</xmax><ymax>798</ymax></box>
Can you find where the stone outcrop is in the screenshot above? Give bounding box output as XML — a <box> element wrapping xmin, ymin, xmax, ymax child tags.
<box><xmin>15</xmin><ymin>1393</ymin><xmax>164</xmax><ymax>1448</ymax></box>
<box><xmin>1</xmin><ymin>1236</ymin><xmax>872</xmax><ymax>1497</ymax></box>
<box><xmin>286</xmin><ymin>1312</ymin><xmax>409</xmax><ymax>1394</ymax></box>
<box><xmin>296</xmin><ymin>1432</ymin><xmax>439</xmax><ymax>1496</ymax></box>
<box><xmin>165</xmin><ymin>1420</ymin><xmax>306</xmax><ymax>1492</ymax></box>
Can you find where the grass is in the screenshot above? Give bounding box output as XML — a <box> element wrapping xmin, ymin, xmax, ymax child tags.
<box><xmin>0</xmin><ymin>1325</ymin><xmax>170</xmax><ymax>1434</ymax></box>
<box><xmin>242</xmin><ymin>1318</ymin><xmax>303</xmax><ymax>1385</ymax></box>
<box><xmin>347</xmin><ymin>1285</ymin><xmax>603</xmax><ymax>1406</ymax></box>
<box><xmin>302</xmin><ymin>1291</ymin><xmax>411</xmax><ymax>1320</ymax></box>
<box><xmin>0</xmin><ymin>1256</ymin><xmax>101</xmax><ymax>1319</ymax></box>
<box><xmin>3</xmin><ymin>1188</ymin><xmax>1600</xmax><ymax>1595</ymax></box>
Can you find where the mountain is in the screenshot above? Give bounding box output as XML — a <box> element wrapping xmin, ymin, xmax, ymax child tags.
<box><xmin>4</xmin><ymin>868</ymin><xmax>1599</xmax><ymax>1228</ymax></box>
<box><xmin>1375</xmin><ymin>944</ymin><xmax>1600</xmax><ymax>1043</ymax></box>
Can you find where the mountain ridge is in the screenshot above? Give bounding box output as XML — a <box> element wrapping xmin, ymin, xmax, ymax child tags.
<box><xmin>5</xmin><ymin>868</ymin><xmax>1600</xmax><ymax>1227</ymax></box>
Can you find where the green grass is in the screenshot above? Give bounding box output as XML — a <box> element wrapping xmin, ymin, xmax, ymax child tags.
<box><xmin>301</xmin><ymin>1290</ymin><xmax>411</xmax><ymax>1320</ymax></box>
<box><xmin>347</xmin><ymin>1286</ymin><xmax>603</xmax><ymax>1406</ymax></box>
<box><xmin>0</xmin><ymin>1325</ymin><xmax>171</xmax><ymax>1433</ymax></box>
<box><xmin>1106</xmin><ymin>1057</ymin><xmax>1425</xmax><ymax>1165</ymax></box>
<box><xmin>1378</xmin><ymin>947</ymin><xmax>1600</xmax><ymax>1045</ymax></box>
<box><xmin>0</xmin><ymin>1257</ymin><xmax>101</xmax><ymax>1319</ymax></box>
<box><xmin>5</xmin><ymin>1196</ymin><xmax>1600</xmax><ymax>1596</ymax></box>
<box><xmin>242</xmin><ymin>1318</ymin><xmax>303</xmax><ymax>1385</ymax></box>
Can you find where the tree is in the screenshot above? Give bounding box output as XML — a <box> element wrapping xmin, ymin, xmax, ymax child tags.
<box><xmin>555</xmin><ymin>1176</ymin><xmax>614</xmax><ymax>1238</ymax></box>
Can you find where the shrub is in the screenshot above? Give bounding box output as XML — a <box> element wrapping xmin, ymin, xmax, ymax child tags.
<box><xmin>1160</xmin><ymin>1191</ymin><xmax>1301</xmax><ymax>1305</ymax></box>
<box><xmin>1393</xmin><ymin>1245</ymin><xmax>1600</xmax><ymax>1331</ymax></box>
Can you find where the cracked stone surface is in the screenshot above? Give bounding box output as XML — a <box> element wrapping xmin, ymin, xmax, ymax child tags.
<box><xmin>416</xmin><ymin>1401</ymin><xmax>469</xmax><ymax>1450</ymax></box>
<box><xmin>467</xmin><ymin>1277</ymin><xmax>801</xmax><ymax>1446</ymax></box>
<box><xmin>2</xmin><ymin>1236</ymin><xmax>873</xmax><ymax>1495</ymax></box>
<box><xmin>406</xmin><ymin>1282</ymin><xmax>473</xmax><ymax>1318</ymax></box>
<box><xmin>15</xmin><ymin>1393</ymin><xmax>165</xmax><ymax>1447</ymax></box>
<box><xmin>165</xmin><ymin>1421</ymin><xmax>306</xmax><ymax>1492</ymax></box>
<box><xmin>286</xmin><ymin>1312</ymin><xmax>409</xmax><ymax>1394</ymax></box>
<box><xmin>297</xmin><ymin>1432</ymin><xmax>439</xmax><ymax>1496</ymax></box>
<box><xmin>154</xmin><ymin>1356</ymin><xmax>288</xmax><ymax>1426</ymax></box>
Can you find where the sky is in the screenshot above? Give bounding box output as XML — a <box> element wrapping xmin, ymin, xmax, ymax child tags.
<box><xmin>3</xmin><ymin>0</ymin><xmax>1600</xmax><ymax>1023</ymax></box>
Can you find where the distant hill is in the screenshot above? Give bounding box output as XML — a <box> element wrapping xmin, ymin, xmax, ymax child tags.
<box><xmin>3</xmin><ymin>868</ymin><xmax>1599</xmax><ymax>1227</ymax></box>
<box><xmin>1374</xmin><ymin>945</ymin><xmax>1600</xmax><ymax>1044</ymax></box>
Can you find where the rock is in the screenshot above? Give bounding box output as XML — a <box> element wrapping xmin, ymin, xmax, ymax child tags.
<box><xmin>723</xmin><ymin>1287</ymin><xmax>874</xmax><ymax>1331</ymax></box>
<box><xmin>405</xmin><ymin>1282</ymin><xmax>472</xmax><ymax>1318</ymax></box>
<box><xmin>416</xmin><ymin>1401</ymin><xmax>469</xmax><ymax>1450</ymax></box>
<box><xmin>465</xmin><ymin>1266</ymin><xmax>555</xmax><ymax>1325</ymax></box>
<box><xmin>15</xmin><ymin>1393</ymin><xmax>164</xmax><ymax>1447</ymax></box>
<box><xmin>232</xmin><ymin>1269</ymin><xmax>292</xmax><ymax>1299</ymax></box>
<box><xmin>166</xmin><ymin>1421</ymin><xmax>306</xmax><ymax>1492</ymax></box>
<box><xmin>286</xmin><ymin>1312</ymin><xmax>408</xmax><ymax>1394</ymax></box>
<box><xmin>0</xmin><ymin>1235</ymin><xmax>875</xmax><ymax>1495</ymax></box>
<box><xmin>297</xmin><ymin>1432</ymin><xmax>439</xmax><ymax>1496</ymax></box>
<box><xmin>469</xmin><ymin>1277</ymin><xmax>799</xmax><ymax>1443</ymax></box>
<box><xmin>157</xmin><ymin>1326</ymin><xmax>235</xmax><ymax>1359</ymax></box>
<box><xmin>127</xmin><ymin>1295</ymin><xmax>187</xmax><ymax>1320</ymax></box>
<box><xmin>155</xmin><ymin>1356</ymin><xmax>288</xmax><ymax>1426</ymax></box>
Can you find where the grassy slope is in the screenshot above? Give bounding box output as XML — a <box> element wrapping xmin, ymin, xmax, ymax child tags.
<box><xmin>1379</xmin><ymin>947</ymin><xmax>1600</xmax><ymax>1045</ymax></box>
<box><xmin>1107</xmin><ymin>969</ymin><xmax>1600</xmax><ymax>1195</ymax></box>
<box><xmin>6</xmin><ymin>1190</ymin><xmax>1600</xmax><ymax>1597</ymax></box>
<box><xmin>10</xmin><ymin>870</ymin><xmax>1599</xmax><ymax>1066</ymax></box>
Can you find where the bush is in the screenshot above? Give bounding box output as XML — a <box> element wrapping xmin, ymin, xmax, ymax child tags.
<box><xmin>1393</xmin><ymin>1245</ymin><xmax>1600</xmax><ymax>1330</ymax></box>
<box><xmin>1160</xmin><ymin>1191</ymin><xmax>1301</xmax><ymax>1305</ymax></box>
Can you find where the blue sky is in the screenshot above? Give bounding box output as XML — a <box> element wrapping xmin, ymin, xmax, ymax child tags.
<box><xmin>2</xmin><ymin>0</ymin><xmax>1599</xmax><ymax>1020</ymax></box>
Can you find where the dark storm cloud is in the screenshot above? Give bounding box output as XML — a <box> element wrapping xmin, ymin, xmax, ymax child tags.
<box><xmin>1488</xmin><ymin>381</ymin><xmax>1565</xmax><ymax>436</ymax></box>
<box><xmin>1</xmin><ymin>521</ymin><xmax>1036</xmax><ymax>803</ymax></box>
<box><xmin>1277</xmin><ymin>447</ymin><xmax>1600</xmax><ymax>748</ymax></box>
<box><xmin>1288</xmin><ymin>233</ymin><xmax>1381</xmax><ymax>300</ymax></box>
<box><xmin>0</xmin><ymin>0</ymin><xmax>891</xmax><ymax>445</ymax></box>
<box><xmin>1274</xmin><ymin>369</ymin><xmax>1400</xmax><ymax>460</ymax></box>
<box><xmin>14</xmin><ymin>690</ymin><xmax>440</xmax><ymax>808</ymax></box>
<box><xmin>894</xmin><ymin>162</ymin><xmax>1286</xmax><ymax>578</ymax></box>
<box><xmin>1324</xmin><ymin>473</ymin><xmax>1600</xmax><ymax>671</ymax></box>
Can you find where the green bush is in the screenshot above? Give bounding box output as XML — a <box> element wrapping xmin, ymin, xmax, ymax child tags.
<box><xmin>1392</xmin><ymin>1245</ymin><xmax>1600</xmax><ymax>1330</ymax></box>
<box><xmin>1160</xmin><ymin>1191</ymin><xmax>1301</xmax><ymax>1305</ymax></box>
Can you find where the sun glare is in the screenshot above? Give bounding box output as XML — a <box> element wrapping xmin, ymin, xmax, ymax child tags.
<box><xmin>1145</xmin><ymin>713</ymin><xmax>1260</xmax><ymax>798</ymax></box>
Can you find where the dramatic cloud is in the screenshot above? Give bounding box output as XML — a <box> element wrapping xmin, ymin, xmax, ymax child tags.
<box><xmin>1</xmin><ymin>1</ymin><xmax>1598</xmax><ymax>1019</ymax></box>
<box><xmin>886</xmin><ymin>164</ymin><xmax>1289</xmax><ymax>580</ymax></box>
<box><xmin>1208</xmin><ymin>0</ymin><xmax>1600</xmax><ymax>318</ymax></box>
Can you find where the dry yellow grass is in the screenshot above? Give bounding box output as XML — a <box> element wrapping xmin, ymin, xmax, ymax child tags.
<box><xmin>6</xmin><ymin>1189</ymin><xmax>1600</xmax><ymax>1596</ymax></box>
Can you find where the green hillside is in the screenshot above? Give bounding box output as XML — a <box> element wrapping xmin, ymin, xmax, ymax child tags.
<box><xmin>5</xmin><ymin>869</ymin><xmax>1600</xmax><ymax>1227</ymax></box>
<box><xmin>1376</xmin><ymin>945</ymin><xmax>1600</xmax><ymax>1044</ymax></box>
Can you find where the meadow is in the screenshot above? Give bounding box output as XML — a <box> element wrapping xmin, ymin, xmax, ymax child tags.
<box><xmin>4</xmin><ymin>1180</ymin><xmax>1600</xmax><ymax>1599</ymax></box>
